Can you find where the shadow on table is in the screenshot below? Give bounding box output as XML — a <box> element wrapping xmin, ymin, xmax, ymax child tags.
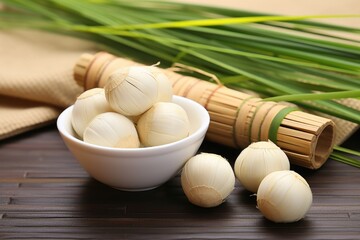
<box><xmin>259</xmin><ymin>217</ymin><xmax>312</xmax><ymax>238</ymax></box>
<box><xmin>77</xmin><ymin>175</ymin><xmax>240</xmax><ymax>218</ymax></box>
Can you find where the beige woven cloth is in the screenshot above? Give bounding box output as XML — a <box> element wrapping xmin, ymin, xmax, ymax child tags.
<box><xmin>0</xmin><ymin>30</ymin><xmax>97</xmax><ymax>139</ymax></box>
<box><xmin>0</xmin><ymin>0</ymin><xmax>359</xmax><ymax>143</ymax></box>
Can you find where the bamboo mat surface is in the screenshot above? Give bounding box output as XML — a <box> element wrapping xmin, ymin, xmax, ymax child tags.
<box><xmin>0</xmin><ymin>125</ymin><xmax>359</xmax><ymax>240</ymax></box>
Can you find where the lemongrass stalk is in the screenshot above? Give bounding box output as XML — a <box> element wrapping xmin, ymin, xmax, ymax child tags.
<box><xmin>66</xmin><ymin>26</ymin><xmax>357</xmax><ymax>75</ymax></box>
<box><xmin>265</xmin><ymin>90</ymin><xmax>360</xmax><ymax>102</ymax></box>
<box><xmin>331</xmin><ymin>152</ymin><xmax>360</xmax><ymax>168</ymax></box>
<box><xmin>187</xmin><ymin>26</ymin><xmax>360</xmax><ymax>57</ymax></box>
<box><xmin>334</xmin><ymin>146</ymin><xmax>360</xmax><ymax>157</ymax></box>
<box><xmin>179</xmin><ymin>1</ymin><xmax>360</xmax><ymax>33</ymax></box>
<box><xmin>248</xmin><ymin>59</ymin><xmax>360</xmax><ymax>91</ymax></box>
<box><xmin>57</xmin><ymin>14</ymin><xmax>360</xmax><ymax>30</ymax></box>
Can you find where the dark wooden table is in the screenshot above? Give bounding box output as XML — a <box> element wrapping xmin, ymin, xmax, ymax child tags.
<box><xmin>0</xmin><ymin>124</ymin><xmax>359</xmax><ymax>239</ymax></box>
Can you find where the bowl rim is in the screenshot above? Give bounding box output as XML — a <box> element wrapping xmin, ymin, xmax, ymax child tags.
<box><xmin>57</xmin><ymin>95</ymin><xmax>210</xmax><ymax>154</ymax></box>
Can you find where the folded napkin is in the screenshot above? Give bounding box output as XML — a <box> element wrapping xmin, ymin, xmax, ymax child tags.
<box><xmin>0</xmin><ymin>30</ymin><xmax>97</xmax><ymax>139</ymax></box>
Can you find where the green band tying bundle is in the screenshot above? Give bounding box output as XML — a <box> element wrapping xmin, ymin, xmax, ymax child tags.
<box><xmin>268</xmin><ymin>107</ymin><xmax>299</xmax><ymax>143</ymax></box>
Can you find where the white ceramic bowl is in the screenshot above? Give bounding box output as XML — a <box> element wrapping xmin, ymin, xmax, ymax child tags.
<box><xmin>57</xmin><ymin>96</ymin><xmax>210</xmax><ymax>191</ymax></box>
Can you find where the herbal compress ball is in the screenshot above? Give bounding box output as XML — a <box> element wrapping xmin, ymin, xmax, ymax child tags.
<box><xmin>71</xmin><ymin>88</ymin><xmax>112</xmax><ymax>138</ymax></box>
<box><xmin>105</xmin><ymin>66</ymin><xmax>173</xmax><ymax>117</ymax></box>
<box><xmin>256</xmin><ymin>170</ymin><xmax>313</xmax><ymax>223</ymax></box>
<box><xmin>83</xmin><ymin>112</ymin><xmax>140</xmax><ymax>148</ymax></box>
<box><xmin>234</xmin><ymin>140</ymin><xmax>290</xmax><ymax>193</ymax></box>
<box><xmin>136</xmin><ymin>102</ymin><xmax>190</xmax><ymax>147</ymax></box>
<box><xmin>181</xmin><ymin>153</ymin><xmax>235</xmax><ymax>208</ymax></box>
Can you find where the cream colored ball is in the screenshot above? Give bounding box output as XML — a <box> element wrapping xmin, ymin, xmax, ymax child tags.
<box><xmin>83</xmin><ymin>112</ymin><xmax>140</xmax><ymax>148</ymax></box>
<box><xmin>257</xmin><ymin>170</ymin><xmax>313</xmax><ymax>223</ymax></box>
<box><xmin>181</xmin><ymin>153</ymin><xmax>235</xmax><ymax>208</ymax></box>
<box><xmin>136</xmin><ymin>102</ymin><xmax>189</xmax><ymax>147</ymax></box>
<box><xmin>71</xmin><ymin>88</ymin><xmax>112</xmax><ymax>139</ymax></box>
<box><xmin>104</xmin><ymin>66</ymin><xmax>158</xmax><ymax>116</ymax></box>
<box><xmin>234</xmin><ymin>141</ymin><xmax>290</xmax><ymax>193</ymax></box>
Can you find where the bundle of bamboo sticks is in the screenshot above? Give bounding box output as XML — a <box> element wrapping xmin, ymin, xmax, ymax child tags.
<box><xmin>74</xmin><ymin>51</ymin><xmax>336</xmax><ymax>169</ymax></box>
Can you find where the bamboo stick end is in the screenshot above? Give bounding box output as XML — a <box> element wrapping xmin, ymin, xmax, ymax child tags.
<box><xmin>73</xmin><ymin>52</ymin><xmax>95</xmax><ymax>87</ymax></box>
<box><xmin>283</xmin><ymin>112</ymin><xmax>336</xmax><ymax>169</ymax></box>
<box><xmin>311</xmin><ymin>119</ymin><xmax>336</xmax><ymax>169</ymax></box>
